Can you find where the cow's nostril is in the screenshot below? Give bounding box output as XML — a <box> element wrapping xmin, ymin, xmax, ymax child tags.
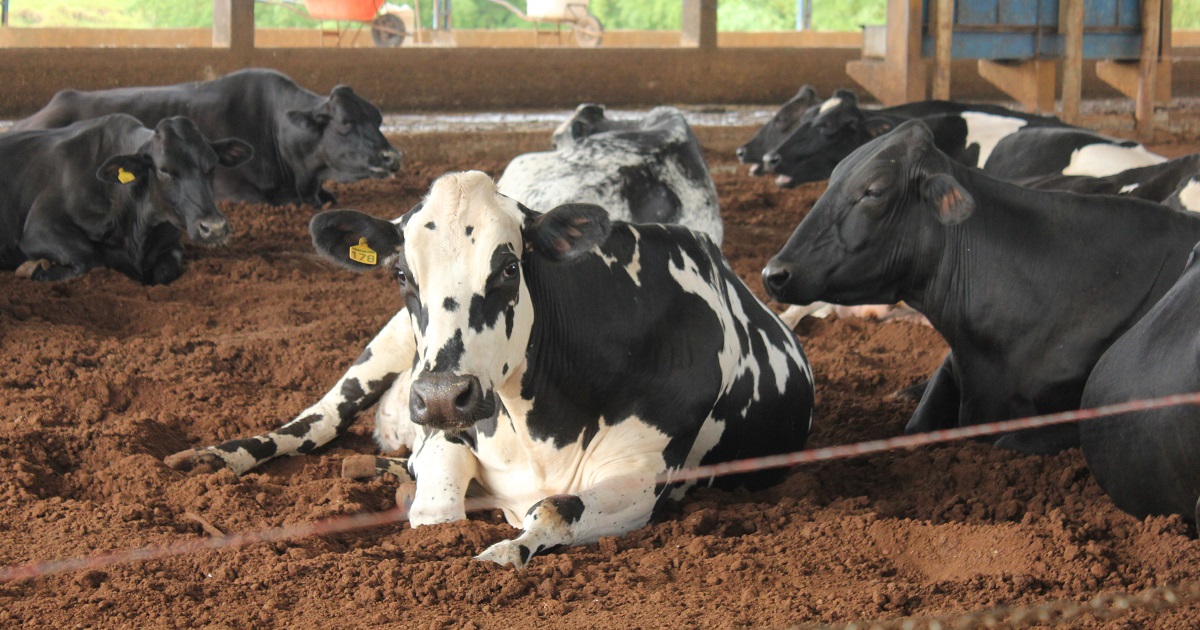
<box><xmin>736</xmin><ymin>146</ymin><xmax>747</xmax><ymax>160</ymax></box>
<box><xmin>454</xmin><ymin>380</ymin><xmax>477</xmax><ymax>410</ymax></box>
<box><xmin>762</xmin><ymin>263</ymin><xmax>793</xmax><ymax>297</ymax></box>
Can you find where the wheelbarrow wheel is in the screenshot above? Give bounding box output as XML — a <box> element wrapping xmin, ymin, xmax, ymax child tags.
<box><xmin>572</xmin><ymin>13</ymin><xmax>603</xmax><ymax>48</ymax></box>
<box><xmin>371</xmin><ymin>13</ymin><xmax>406</xmax><ymax>48</ymax></box>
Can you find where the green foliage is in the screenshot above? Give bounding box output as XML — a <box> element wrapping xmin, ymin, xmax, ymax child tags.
<box><xmin>8</xmin><ymin>0</ymin><xmax>145</xmax><ymax>27</ymax></box>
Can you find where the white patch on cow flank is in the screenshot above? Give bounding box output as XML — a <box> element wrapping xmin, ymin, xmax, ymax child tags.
<box><xmin>1118</xmin><ymin>183</ymin><xmax>1140</xmax><ymax>194</ymax></box>
<box><xmin>1179</xmin><ymin>179</ymin><xmax>1200</xmax><ymax>212</ymax></box>
<box><xmin>818</xmin><ymin>97</ymin><xmax>842</xmax><ymax>114</ymax></box>
<box><xmin>960</xmin><ymin>112</ymin><xmax>1028</xmax><ymax>167</ymax></box>
<box><xmin>1061</xmin><ymin>143</ymin><xmax>1166</xmax><ymax>177</ymax></box>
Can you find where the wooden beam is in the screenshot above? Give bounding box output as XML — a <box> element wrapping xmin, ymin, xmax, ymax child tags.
<box><xmin>213</xmin><ymin>0</ymin><xmax>254</xmax><ymax>54</ymax></box>
<box><xmin>1095</xmin><ymin>60</ymin><xmax>1170</xmax><ymax>103</ymax></box>
<box><xmin>1136</xmin><ymin>0</ymin><xmax>1163</xmax><ymax>139</ymax></box>
<box><xmin>1059</xmin><ymin>0</ymin><xmax>1084</xmax><ymax>124</ymax></box>
<box><xmin>932</xmin><ymin>0</ymin><xmax>954</xmax><ymax>100</ymax></box>
<box><xmin>681</xmin><ymin>0</ymin><xmax>717</xmax><ymax>49</ymax></box>
<box><xmin>978</xmin><ymin>59</ymin><xmax>1055</xmax><ymax>114</ymax></box>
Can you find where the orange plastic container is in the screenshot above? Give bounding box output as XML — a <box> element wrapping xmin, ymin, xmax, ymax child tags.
<box><xmin>304</xmin><ymin>0</ymin><xmax>384</xmax><ymax>21</ymax></box>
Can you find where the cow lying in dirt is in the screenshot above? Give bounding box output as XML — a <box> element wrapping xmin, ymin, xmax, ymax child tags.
<box><xmin>167</xmin><ymin>171</ymin><xmax>815</xmax><ymax>567</ymax></box>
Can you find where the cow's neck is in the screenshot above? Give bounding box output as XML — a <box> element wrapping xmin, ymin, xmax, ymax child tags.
<box><xmin>273</xmin><ymin>120</ymin><xmax>324</xmax><ymax>204</ymax></box>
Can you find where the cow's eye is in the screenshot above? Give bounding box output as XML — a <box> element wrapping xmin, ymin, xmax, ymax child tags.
<box><xmin>396</xmin><ymin>267</ymin><xmax>407</xmax><ymax>286</ymax></box>
<box><xmin>863</xmin><ymin>184</ymin><xmax>886</xmax><ymax>200</ymax></box>
<box><xmin>502</xmin><ymin>261</ymin><xmax>520</xmax><ymax>280</ymax></box>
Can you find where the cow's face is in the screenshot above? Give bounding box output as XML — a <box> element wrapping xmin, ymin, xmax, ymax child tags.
<box><xmin>287</xmin><ymin>85</ymin><xmax>403</xmax><ymax>183</ymax></box>
<box><xmin>762</xmin><ymin>120</ymin><xmax>974</xmax><ymax>306</ymax></box>
<box><xmin>736</xmin><ymin>85</ymin><xmax>819</xmax><ymax>175</ymax></box>
<box><xmin>311</xmin><ymin>171</ymin><xmax>611</xmax><ymax>431</ymax></box>
<box><xmin>762</xmin><ymin>90</ymin><xmax>894</xmax><ymax>188</ymax></box>
<box><xmin>550</xmin><ymin>103</ymin><xmax>612</xmax><ymax>150</ymax></box>
<box><xmin>96</xmin><ymin>116</ymin><xmax>253</xmax><ymax>245</ymax></box>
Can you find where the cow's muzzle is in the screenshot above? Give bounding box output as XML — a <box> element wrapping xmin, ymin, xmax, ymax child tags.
<box><xmin>194</xmin><ymin>217</ymin><xmax>231</xmax><ymax>245</ymax></box>
<box><xmin>374</xmin><ymin>148</ymin><xmax>403</xmax><ymax>175</ymax></box>
<box><xmin>762</xmin><ymin>258</ymin><xmax>805</xmax><ymax>304</ymax></box>
<box><xmin>409</xmin><ymin>372</ymin><xmax>496</xmax><ymax>430</ymax></box>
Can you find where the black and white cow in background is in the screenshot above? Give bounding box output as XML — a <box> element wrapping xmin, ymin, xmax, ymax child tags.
<box><xmin>166</xmin><ymin>171</ymin><xmax>815</xmax><ymax>567</ymax></box>
<box><xmin>761</xmin><ymin>120</ymin><xmax>1200</xmax><ymax>455</ymax></box>
<box><xmin>0</xmin><ymin>114</ymin><xmax>252</xmax><ymax>285</ymax></box>
<box><xmin>12</xmin><ymin>68</ymin><xmax>401</xmax><ymax>208</ymax></box>
<box><xmin>1014</xmin><ymin>153</ymin><xmax>1200</xmax><ymax>210</ymax></box>
<box><xmin>981</xmin><ymin>126</ymin><xmax>1166</xmax><ymax>181</ymax></box>
<box><xmin>1080</xmin><ymin>240</ymin><xmax>1200</xmax><ymax>524</ymax></box>
<box><xmin>497</xmin><ymin>104</ymin><xmax>724</xmax><ymax>244</ymax></box>
<box><xmin>760</xmin><ymin>89</ymin><xmax>1069</xmax><ymax>188</ymax></box>
<box><xmin>736</xmin><ymin>85</ymin><xmax>820</xmax><ymax>176</ymax></box>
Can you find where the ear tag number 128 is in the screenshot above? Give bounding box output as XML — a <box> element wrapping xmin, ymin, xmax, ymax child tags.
<box><xmin>349</xmin><ymin>237</ymin><xmax>377</xmax><ymax>265</ymax></box>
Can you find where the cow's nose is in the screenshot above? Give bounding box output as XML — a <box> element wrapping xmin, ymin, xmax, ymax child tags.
<box><xmin>196</xmin><ymin>218</ymin><xmax>230</xmax><ymax>242</ymax></box>
<box><xmin>381</xmin><ymin>148</ymin><xmax>403</xmax><ymax>172</ymax></box>
<box><xmin>410</xmin><ymin>373</ymin><xmax>485</xmax><ymax>428</ymax></box>
<box><xmin>762</xmin><ymin>152</ymin><xmax>782</xmax><ymax>173</ymax></box>
<box><xmin>762</xmin><ymin>260</ymin><xmax>794</xmax><ymax>300</ymax></box>
<box><xmin>735</xmin><ymin>146</ymin><xmax>748</xmax><ymax>163</ymax></box>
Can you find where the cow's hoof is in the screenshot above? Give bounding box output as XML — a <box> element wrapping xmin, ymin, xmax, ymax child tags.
<box><xmin>163</xmin><ymin>448</ymin><xmax>229</xmax><ymax>474</ymax></box>
<box><xmin>476</xmin><ymin>539</ymin><xmax>530</xmax><ymax>569</ymax></box>
<box><xmin>15</xmin><ymin>259</ymin><xmax>51</xmax><ymax>278</ymax></box>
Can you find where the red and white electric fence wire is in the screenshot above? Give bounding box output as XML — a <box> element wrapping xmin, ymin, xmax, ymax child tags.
<box><xmin>2</xmin><ymin>391</ymin><xmax>1200</xmax><ymax>584</ymax></box>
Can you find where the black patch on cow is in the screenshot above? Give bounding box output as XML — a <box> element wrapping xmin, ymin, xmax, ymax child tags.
<box><xmin>341</xmin><ymin>377</ymin><xmax>365</xmax><ymax>402</ymax></box>
<box><xmin>217</xmin><ymin>437</ymin><xmax>278</xmax><ymax>462</ymax></box>
<box><xmin>443</xmin><ymin>297</ymin><xmax>459</xmax><ymax>312</ymax></box>
<box><xmin>519</xmin><ymin>545</ymin><xmax>531</xmax><ymax>565</ymax></box>
<box><xmin>468</xmin><ymin>246</ymin><xmax>521</xmax><ymax>333</ymax></box>
<box><xmin>277</xmin><ymin>413</ymin><xmax>324</xmax><ymax>439</ymax></box>
<box><xmin>424</xmin><ymin>221</ymin><xmax>436</xmax><ymax>230</ymax></box>
<box><xmin>465</xmin><ymin>226</ymin><xmax>474</xmax><ymax>236</ymax></box>
<box><xmin>297</xmin><ymin>439</ymin><xmax>318</xmax><ymax>453</ymax></box>
<box><xmin>430</xmin><ymin>330</ymin><xmax>464</xmax><ymax>372</ymax></box>
<box><xmin>619</xmin><ymin>164</ymin><xmax>682</xmax><ymax>224</ymax></box>
<box><xmin>502</xmin><ymin>363</ymin><xmax>509</xmax><ymax>375</ymax></box>
<box><xmin>476</xmin><ymin>403</ymin><xmax>499</xmax><ymax>438</ymax></box>
<box><xmin>504</xmin><ymin>306</ymin><xmax>515</xmax><ymax>339</ymax></box>
<box><xmin>547</xmin><ymin>495</ymin><xmax>585</xmax><ymax>524</ymax></box>
<box><xmin>353</xmin><ymin>347</ymin><xmax>373</xmax><ymax>366</ymax></box>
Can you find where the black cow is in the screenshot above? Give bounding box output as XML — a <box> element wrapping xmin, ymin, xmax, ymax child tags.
<box><xmin>1080</xmin><ymin>241</ymin><xmax>1200</xmax><ymax>523</ymax></box>
<box><xmin>0</xmin><ymin>114</ymin><xmax>252</xmax><ymax>285</ymax></box>
<box><xmin>166</xmin><ymin>171</ymin><xmax>815</xmax><ymax>567</ymax></box>
<box><xmin>736</xmin><ymin>85</ymin><xmax>820</xmax><ymax>176</ymax></box>
<box><xmin>761</xmin><ymin>120</ymin><xmax>1200</xmax><ymax>454</ymax></box>
<box><xmin>762</xmin><ymin>89</ymin><xmax>1068</xmax><ymax>188</ymax></box>
<box><xmin>12</xmin><ymin>68</ymin><xmax>401</xmax><ymax>207</ymax></box>
<box><xmin>1014</xmin><ymin>154</ymin><xmax>1200</xmax><ymax>210</ymax></box>
<box><xmin>983</xmin><ymin>127</ymin><xmax>1165</xmax><ymax>181</ymax></box>
<box><xmin>498</xmin><ymin>104</ymin><xmax>723</xmax><ymax>243</ymax></box>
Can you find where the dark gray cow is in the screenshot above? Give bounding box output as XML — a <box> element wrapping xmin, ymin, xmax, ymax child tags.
<box><xmin>762</xmin><ymin>89</ymin><xmax>1067</xmax><ymax>188</ymax></box>
<box><xmin>499</xmin><ymin>104</ymin><xmax>723</xmax><ymax>243</ymax></box>
<box><xmin>983</xmin><ymin>127</ymin><xmax>1165</xmax><ymax>181</ymax></box>
<box><xmin>0</xmin><ymin>114</ymin><xmax>252</xmax><ymax>285</ymax></box>
<box><xmin>1081</xmin><ymin>241</ymin><xmax>1200</xmax><ymax>523</ymax></box>
<box><xmin>1015</xmin><ymin>153</ymin><xmax>1199</xmax><ymax>207</ymax></box>
<box><xmin>761</xmin><ymin>120</ymin><xmax>1200</xmax><ymax>455</ymax></box>
<box><xmin>736</xmin><ymin>85</ymin><xmax>820</xmax><ymax>176</ymax></box>
<box><xmin>12</xmin><ymin>68</ymin><xmax>401</xmax><ymax>207</ymax></box>
<box><xmin>167</xmin><ymin>171</ymin><xmax>814</xmax><ymax>567</ymax></box>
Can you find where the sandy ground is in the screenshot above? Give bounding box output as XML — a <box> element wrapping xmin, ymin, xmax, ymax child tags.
<box><xmin>2</xmin><ymin>135</ymin><xmax>1200</xmax><ymax>628</ymax></box>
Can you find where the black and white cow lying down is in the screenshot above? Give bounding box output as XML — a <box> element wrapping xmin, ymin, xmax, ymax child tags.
<box><xmin>1017</xmin><ymin>153</ymin><xmax>1199</xmax><ymax>210</ymax></box>
<box><xmin>736</xmin><ymin>85</ymin><xmax>820</xmax><ymax>176</ymax></box>
<box><xmin>0</xmin><ymin>114</ymin><xmax>252</xmax><ymax>285</ymax></box>
<box><xmin>497</xmin><ymin>104</ymin><xmax>723</xmax><ymax>244</ymax></box>
<box><xmin>1081</xmin><ymin>241</ymin><xmax>1200</xmax><ymax>524</ymax></box>
<box><xmin>762</xmin><ymin>120</ymin><xmax>1200</xmax><ymax>455</ymax></box>
<box><xmin>981</xmin><ymin>126</ymin><xmax>1166</xmax><ymax>181</ymax></box>
<box><xmin>166</xmin><ymin>171</ymin><xmax>815</xmax><ymax>567</ymax></box>
<box><xmin>760</xmin><ymin>89</ymin><xmax>1069</xmax><ymax>188</ymax></box>
<box><xmin>12</xmin><ymin>68</ymin><xmax>401</xmax><ymax>208</ymax></box>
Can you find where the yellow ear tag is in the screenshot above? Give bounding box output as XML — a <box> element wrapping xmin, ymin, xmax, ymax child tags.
<box><xmin>349</xmin><ymin>237</ymin><xmax>377</xmax><ymax>265</ymax></box>
<box><xmin>117</xmin><ymin>168</ymin><xmax>136</xmax><ymax>184</ymax></box>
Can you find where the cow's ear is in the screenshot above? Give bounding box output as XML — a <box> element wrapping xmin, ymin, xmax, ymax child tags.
<box><xmin>524</xmin><ymin>203</ymin><xmax>612</xmax><ymax>262</ymax></box>
<box><xmin>287</xmin><ymin>109</ymin><xmax>332</xmax><ymax>133</ymax></box>
<box><xmin>794</xmin><ymin>85</ymin><xmax>818</xmax><ymax>105</ymax></box>
<box><xmin>331</xmin><ymin>84</ymin><xmax>355</xmax><ymax>96</ymax></box>
<box><xmin>922</xmin><ymin>173</ymin><xmax>975</xmax><ymax>225</ymax></box>
<box><xmin>311</xmin><ymin>209</ymin><xmax>403</xmax><ymax>271</ymax></box>
<box><xmin>864</xmin><ymin>118</ymin><xmax>894</xmax><ymax>138</ymax></box>
<box><xmin>210</xmin><ymin>138</ymin><xmax>254</xmax><ymax>168</ymax></box>
<box><xmin>96</xmin><ymin>154</ymin><xmax>150</xmax><ymax>185</ymax></box>
<box><xmin>834</xmin><ymin>89</ymin><xmax>858</xmax><ymax>106</ymax></box>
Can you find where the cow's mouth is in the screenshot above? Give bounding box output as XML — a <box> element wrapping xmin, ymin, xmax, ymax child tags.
<box><xmin>749</xmin><ymin>163</ymin><xmax>764</xmax><ymax>176</ymax></box>
<box><xmin>775</xmin><ymin>174</ymin><xmax>795</xmax><ymax>188</ymax></box>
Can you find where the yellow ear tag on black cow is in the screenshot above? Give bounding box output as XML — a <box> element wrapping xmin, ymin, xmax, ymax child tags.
<box><xmin>117</xmin><ymin>168</ymin><xmax>136</xmax><ymax>184</ymax></box>
<box><xmin>349</xmin><ymin>237</ymin><xmax>377</xmax><ymax>265</ymax></box>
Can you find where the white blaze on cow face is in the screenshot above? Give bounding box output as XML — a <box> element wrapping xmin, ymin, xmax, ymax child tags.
<box><xmin>1177</xmin><ymin>178</ymin><xmax>1200</xmax><ymax>212</ymax></box>
<box><xmin>960</xmin><ymin>112</ymin><xmax>1028</xmax><ymax>167</ymax></box>
<box><xmin>1062</xmin><ymin>143</ymin><xmax>1166</xmax><ymax>177</ymax></box>
<box><xmin>401</xmin><ymin>172</ymin><xmax>534</xmax><ymax>413</ymax></box>
<box><xmin>817</xmin><ymin>96</ymin><xmax>843</xmax><ymax>114</ymax></box>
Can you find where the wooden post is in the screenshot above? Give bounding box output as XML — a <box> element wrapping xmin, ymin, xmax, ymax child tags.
<box><xmin>1059</xmin><ymin>0</ymin><xmax>1084</xmax><ymax>124</ymax></box>
<box><xmin>978</xmin><ymin>59</ymin><xmax>1056</xmax><ymax>114</ymax></box>
<box><xmin>1136</xmin><ymin>0</ymin><xmax>1162</xmax><ymax>139</ymax></box>
<box><xmin>932</xmin><ymin>0</ymin><xmax>953</xmax><ymax>100</ymax></box>
<box><xmin>681</xmin><ymin>0</ymin><xmax>717</xmax><ymax>49</ymax></box>
<box><xmin>213</xmin><ymin>0</ymin><xmax>254</xmax><ymax>53</ymax></box>
<box><xmin>846</xmin><ymin>0</ymin><xmax>926</xmax><ymax>105</ymax></box>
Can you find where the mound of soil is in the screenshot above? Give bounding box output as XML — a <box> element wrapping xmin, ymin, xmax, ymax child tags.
<box><xmin>2</xmin><ymin>140</ymin><xmax>1200</xmax><ymax>628</ymax></box>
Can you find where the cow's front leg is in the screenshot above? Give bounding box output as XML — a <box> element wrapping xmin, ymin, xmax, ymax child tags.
<box><xmin>476</xmin><ymin>471</ymin><xmax>658</xmax><ymax>568</ymax></box>
<box><xmin>165</xmin><ymin>309</ymin><xmax>415</xmax><ymax>475</ymax></box>
<box><xmin>407</xmin><ymin>433</ymin><xmax>478</xmax><ymax>525</ymax></box>
<box><xmin>16</xmin><ymin>258</ymin><xmax>90</xmax><ymax>282</ymax></box>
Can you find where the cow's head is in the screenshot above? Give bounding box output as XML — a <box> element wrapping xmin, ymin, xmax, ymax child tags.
<box><xmin>761</xmin><ymin>89</ymin><xmax>895</xmax><ymax>188</ymax></box>
<box><xmin>762</xmin><ymin>120</ymin><xmax>974</xmax><ymax>306</ymax></box>
<box><xmin>311</xmin><ymin>171</ymin><xmax>611</xmax><ymax>431</ymax></box>
<box><xmin>737</xmin><ymin>85</ymin><xmax>820</xmax><ymax>175</ymax></box>
<box><xmin>550</xmin><ymin>103</ymin><xmax>614</xmax><ymax>150</ymax></box>
<box><xmin>286</xmin><ymin>85</ymin><xmax>403</xmax><ymax>183</ymax></box>
<box><xmin>96</xmin><ymin>116</ymin><xmax>253</xmax><ymax>245</ymax></box>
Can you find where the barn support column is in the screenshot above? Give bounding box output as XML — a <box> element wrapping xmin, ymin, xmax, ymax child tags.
<box><xmin>213</xmin><ymin>0</ymin><xmax>255</xmax><ymax>56</ymax></box>
<box><xmin>846</xmin><ymin>0</ymin><xmax>926</xmax><ymax>105</ymax></box>
<box><xmin>681</xmin><ymin>0</ymin><xmax>717</xmax><ymax>49</ymax></box>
